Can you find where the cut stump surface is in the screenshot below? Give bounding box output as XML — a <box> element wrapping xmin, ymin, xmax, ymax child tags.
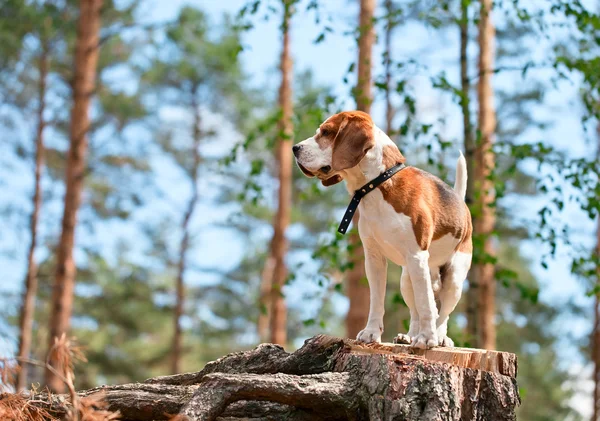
<box><xmin>355</xmin><ymin>340</ymin><xmax>517</xmax><ymax>378</ymax></box>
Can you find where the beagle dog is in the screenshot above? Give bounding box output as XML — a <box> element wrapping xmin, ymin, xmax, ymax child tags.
<box><xmin>293</xmin><ymin>111</ymin><xmax>472</xmax><ymax>349</ymax></box>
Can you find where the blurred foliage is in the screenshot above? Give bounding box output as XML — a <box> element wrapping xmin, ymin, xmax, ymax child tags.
<box><xmin>0</xmin><ymin>1</ymin><xmax>598</xmax><ymax>420</ymax></box>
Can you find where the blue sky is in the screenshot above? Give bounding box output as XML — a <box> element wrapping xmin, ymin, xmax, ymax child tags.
<box><xmin>0</xmin><ymin>0</ymin><xmax>597</xmax><ymax>416</ymax></box>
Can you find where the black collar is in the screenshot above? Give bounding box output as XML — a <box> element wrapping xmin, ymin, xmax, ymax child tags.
<box><xmin>338</xmin><ymin>163</ymin><xmax>407</xmax><ymax>235</ymax></box>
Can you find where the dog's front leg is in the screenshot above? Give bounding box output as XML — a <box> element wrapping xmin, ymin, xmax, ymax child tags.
<box><xmin>356</xmin><ymin>238</ymin><xmax>387</xmax><ymax>344</ymax></box>
<box><xmin>406</xmin><ymin>250</ymin><xmax>439</xmax><ymax>349</ymax></box>
<box><xmin>393</xmin><ymin>269</ymin><xmax>419</xmax><ymax>345</ymax></box>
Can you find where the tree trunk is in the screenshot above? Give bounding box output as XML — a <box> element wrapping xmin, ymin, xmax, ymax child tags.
<box><xmin>384</xmin><ymin>0</ymin><xmax>395</xmax><ymax>137</ymax></box>
<box><xmin>267</xmin><ymin>0</ymin><xmax>293</xmax><ymax>346</ymax></box>
<box><xmin>355</xmin><ymin>0</ymin><xmax>376</xmax><ymax>111</ymax></box>
<box><xmin>460</xmin><ymin>0</ymin><xmax>479</xmax><ymax>346</ymax></box>
<box><xmin>474</xmin><ymin>0</ymin><xmax>497</xmax><ymax>350</ymax></box>
<box><xmin>172</xmin><ymin>89</ymin><xmax>202</xmax><ymax>374</ymax></box>
<box><xmin>346</xmin><ymin>0</ymin><xmax>377</xmax><ymax>340</ymax></box>
<box><xmin>592</xmin><ymin>122</ymin><xmax>600</xmax><ymax>421</ymax></box>
<box><xmin>46</xmin><ymin>0</ymin><xmax>103</xmax><ymax>392</ymax></box>
<box><xmin>15</xmin><ymin>43</ymin><xmax>48</xmax><ymax>392</ymax></box>
<box><xmin>257</xmin><ymin>256</ymin><xmax>275</xmax><ymax>342</ymax></box>
<box><xmin>27</xmin><ymin>335</ymin><xmax>520</xmax><ymax>421</ymax></box>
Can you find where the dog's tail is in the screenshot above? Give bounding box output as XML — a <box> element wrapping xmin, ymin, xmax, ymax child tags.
<box><xmin>454</xmin><ymin>151</ymin><xmax>468</xmax><ymax>200</ymax></box>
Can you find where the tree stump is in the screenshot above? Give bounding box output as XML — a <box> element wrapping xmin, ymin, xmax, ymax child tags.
<box><xmin>31</xmin><ymin>335</ymin><xmax>519</xmax><ymax>421</ymax></box>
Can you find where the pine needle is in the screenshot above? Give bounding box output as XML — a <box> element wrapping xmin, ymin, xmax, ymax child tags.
<box><xmin>0</xmin><ymin>392</ymin><xmax>57</xmax><ymax>421</ymax></box>
<box><xmin>0</xmin><ymin>358</ymin><xmax>19</xmax><ymax>392</ymax></box>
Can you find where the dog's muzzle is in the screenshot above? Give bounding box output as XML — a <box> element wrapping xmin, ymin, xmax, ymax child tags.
<box><xmin>292</xmin><ymin>144</ymin><xmax>302</xmax><ymax>157</ymax></box>
<box><xmin>296</xmin><ymin>161</ymin><xmax>315</xmax><ymax>177</ymax></box>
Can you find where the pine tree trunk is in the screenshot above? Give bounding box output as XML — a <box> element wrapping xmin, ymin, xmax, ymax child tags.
<box><xmin>460</xmin><ymin>0</ymin><xmax>479</xmax><ymax>346</ymax></box>
<box><xmin>592</xmin><ymin>122</ymin><xmax>600</xmax><ymax>421</ymax></box>
<box><xmin>268</xmin><ymin>0</ymin><xmax>293</xmax><ymax>346</ymax></box>
<box><xmin>16</xmin><ymin>43</ymin><xmax>48</xmax><ymax>392</ymax></box>
<box><xmin>346</xmin><ymin>0</ymin><xmax>376</xmax><ymax>340</ymax></box>
<box><xmin>46</xmin><ymin>0</ymin><xmax>103</xmax><ymax>392</ymax></box>
<box><xmin>474</xmin><ymin>0</ymin><xmax>497</xmax><ymax>350</ymax></box>
<box><xmin>257</xmin><ymin>256</ymin><xmax>274</xmax><ymax>342</ymax></box>
<box><xmin>172</xmin><ymin>89</ymin><xmax>202</xmax><ymax>374</ymax></box>
<box><xmin>384</xmin><ymin>0</ymin><xmax>395</xmax><ymax>136</ymax></box>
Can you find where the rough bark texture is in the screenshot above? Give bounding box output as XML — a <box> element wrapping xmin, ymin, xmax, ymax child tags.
<box><xmin>30</xmin><ymin>335</ymin><xmax>519</xmax><ymax>421</ymax></box>
<box><xmin>460</xmin><ymin>0</ymin><xmax>479</xmax><ymax>345</ymax></box>
<box><xmin>346</xmin><ymin>0</ymin><xmax>377</xmax><ymax>340</ymax></box>
<box><xmin>267</xmin><ymin>0</ymin><xmax>293</xmax><ymax>346</ymax></box>
<box><xmin>474</xmin><ymin>0</ymin><xmax>497</xmax><ymax>350</ymax></box>
<box><xmin>47</xmin><ymin>0</ymin><xmax>102</xmax><ymax>392</ymax></box>
<box><xmin>16</xmin><ymin>42</ymin><xmax>48</xmax><ymax>392</ymax></box>
<box><xmin>172</xmin><ymin>87</ymin><xmax>202</xmax><ymax>375</ymax></box>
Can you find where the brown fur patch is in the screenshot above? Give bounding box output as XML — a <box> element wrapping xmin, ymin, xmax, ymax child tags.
<box><xmin>457</xmin><ymin>203</ymin><xmax>473</xmax><ymax>253</ymax></box>
<box><xmin>315</xmin><ymin>111</ymin><xmax>376</xmax><ymax>171</ymax></box>
<box><xmin>379</xmin><ymin>147</ymin><xmax>471</xmax><ymax>251</ymax></box>
<box><xmin>382</xmin><ymin>144</ymin><xmax>406</xmax><ymax>167</ymax></box>
<box><xmin>321</xmin><ymin>175</ymin><xmax>343</xmax><ymax>186</ymax></box>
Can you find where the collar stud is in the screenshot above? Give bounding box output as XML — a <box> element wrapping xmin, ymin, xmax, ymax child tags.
<box><xmin>337</xmin><ymin>163</ymin><xmax>407</xmax><ymax>235</ymax></box>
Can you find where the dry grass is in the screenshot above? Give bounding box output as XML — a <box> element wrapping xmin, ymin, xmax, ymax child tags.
<box><xmin>0</xmin><ymin>358</ymin><xmax>19</xmax><ymax>392</ymax></box>
<box><xmin>0</xmin><ymin>334</ymin><xmax>121</xmax><ymax>421</ymax></box>
<box><xmin>0</xmin><ymin>392</ymin><xmax>57</xmax><ymax>421</ymax></box>
<box><xmin>47</xmin><ymin>333</ymin><xmax>87</xmax><ymax>386</ymax></box>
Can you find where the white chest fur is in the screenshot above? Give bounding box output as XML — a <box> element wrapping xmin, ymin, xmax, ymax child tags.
<box><xmin>356</xmin><ymin>190</ymin><xmax>459</xmax><ymax>268</ymax></box>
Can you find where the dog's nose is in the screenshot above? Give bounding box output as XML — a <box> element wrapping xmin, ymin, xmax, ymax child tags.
<box><xmin>292</xmin><ymin>144</ymin><xmax>302</xmax><ymax>157</ymax></box>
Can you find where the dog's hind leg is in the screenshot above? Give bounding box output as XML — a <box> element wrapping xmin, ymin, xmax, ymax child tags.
<box><xmin>436</xmin><ymin>252</ymin><xmax>472</xmax><ymax>347</ymax></box>
<box><xmin>406</xmin><ymin>250</ymin><xmax>439</xmax><ymax>349</ymax></box>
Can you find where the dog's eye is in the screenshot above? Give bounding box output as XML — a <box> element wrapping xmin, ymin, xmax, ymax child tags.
<box><xmin>320</xmin><ymin>128</ymin><xmax>330</xmax><ymax>137</ymax></box>
<box><xmin>320</xmin><ymin>165</ymin><xmax>331</xmax><ymax>174</ymax></box>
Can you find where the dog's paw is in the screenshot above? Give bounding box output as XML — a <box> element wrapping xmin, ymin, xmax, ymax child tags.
<box><xmin>438</xmin><ymin>335</ymin><xmax>454</xmax><ymax>347</ymax></box>
<box><xmin>392</xmin><ymin>333</ymin><xmax>411</xmax><ymax>344</ymax></box>
<box><xmin>410</xmin><ymin>332</ymin><xmax>438</xmax><ymax>349</ymax></box>
<box><xmin>356</xmin><ymin>326</ymin><xmax>382</xmax><ymax>344</ymax></box>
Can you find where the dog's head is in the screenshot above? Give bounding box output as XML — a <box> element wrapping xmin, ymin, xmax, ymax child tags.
<box><xmin>292</xmin><ymin>111</ymin><xmax>375</xmax><ymax>186</ymax></box>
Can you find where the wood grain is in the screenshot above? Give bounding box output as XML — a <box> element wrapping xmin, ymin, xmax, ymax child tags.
<box><xmin>350</xmin><ymin>340</ymin><xmax>517</xmax><ymax>378</ymax></box>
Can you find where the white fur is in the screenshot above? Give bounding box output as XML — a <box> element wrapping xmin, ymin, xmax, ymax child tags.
<box><xmin>295</xmin><ymin>121</ymin><xmax>472</xmax><ymax>349</ymax></box>
<box><xmin>454</xmin><ymin>151</ymin><xmax>468</xmax><ymax>199</ymax></box>
<box><xmin>294</xmin><ymin>128</ymin><xmax>332</xmax><ymax>173</ymax></box>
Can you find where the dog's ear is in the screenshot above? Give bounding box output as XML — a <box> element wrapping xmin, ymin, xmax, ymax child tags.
<box><xmin>321</xmin><ymin>175</ymin><xmax>342</xmax><ymax>187</ymax></box>
<box><xmin>331</xmin><ymin>117</ymin><xmax>375</xmax><ymax>171</ymax></box>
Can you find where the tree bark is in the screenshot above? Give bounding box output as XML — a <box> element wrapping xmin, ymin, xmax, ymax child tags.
<box><xmin>172</xmin><ymin>87</ymin><xmax>202</xmax><ymax>374</ymax></box>
<box><xmin>257</xmin><ymin>256</ymin><xmax>274</xmax><ymax>342</ymax></box>
<box><xmin>346</xmin><ymin>0</ymin><xmax>377</xmax><ymax>340</ymax></box>
<box><xmin>16</xmin><ymin>42</ymin><xmax>48</xmax><ymax>392</ymax></box>
<box><xmin>384</xmin><ymin>0</ymin><xmax>395</xmax><ymax>137</ymax></box>
<box><xmin>46</xmin><ymin>0</ymin><xmax>103</xmax><ymax>392</ymax></box>
<box><xmin>474</xmin><ymin>0</ymin><xmax>497</xmax><ymax>350</ymax></box>
<box><xmin>460</xmin><ymin>0</ymin><xmax>479</xmax><ymax>346</ymax></box>
<box><xmin>27</xmin><ymin>335</ymin><xmax>519</xmax><ymax>421</ymax></box>
<box><xmin>267</xmin><ymin>0</ymin><xmax>294</xmax><ymax>346</ymax></box>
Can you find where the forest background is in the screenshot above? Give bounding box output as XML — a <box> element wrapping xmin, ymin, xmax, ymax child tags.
<box><xmin>1</xmin><ymin>0</ymin><xmax>600</xmax><ymax>420</ymax></box>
